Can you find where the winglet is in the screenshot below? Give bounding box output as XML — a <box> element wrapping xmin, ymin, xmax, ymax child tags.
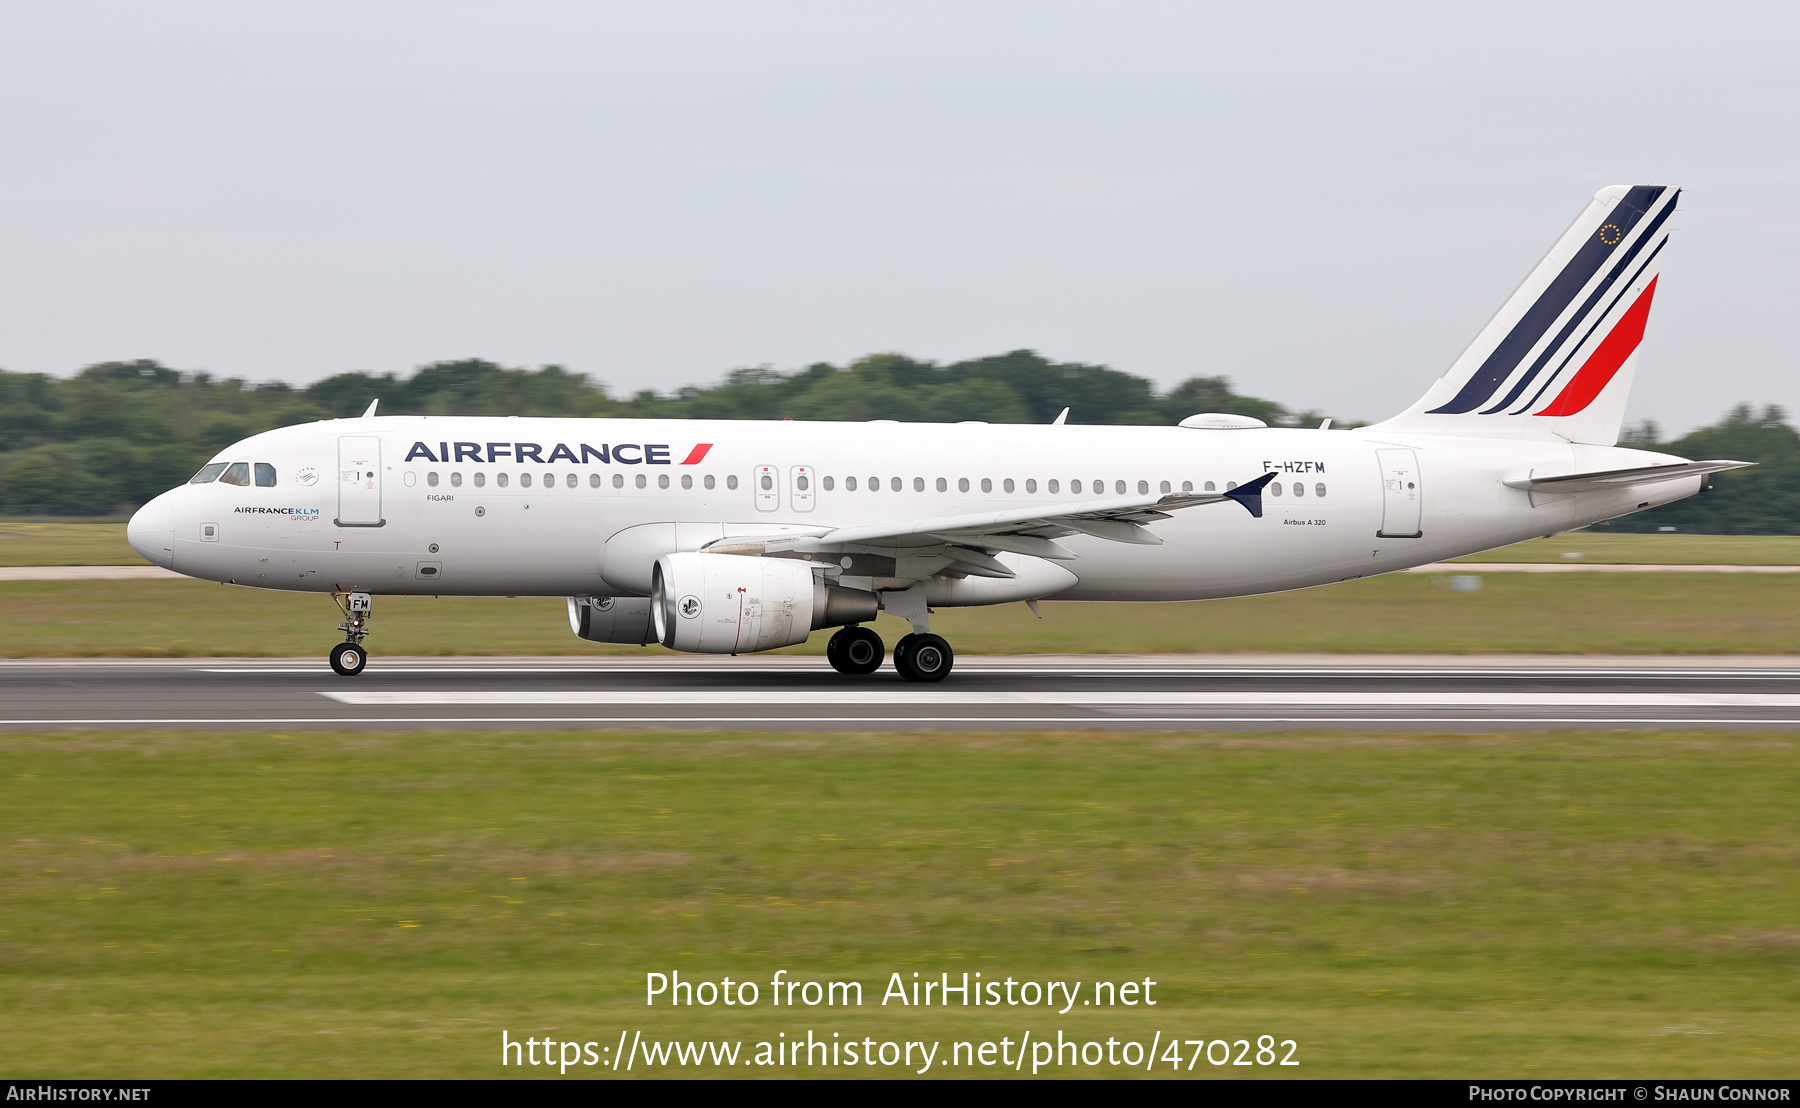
<box><xmin>361</xmin><ymin>399</ymin><xmax>379</xmax><ymax>418</ymax></box>
<box><xmin>1223</xmin><ymin>472</ymin><xmax>1278</xmax><ymax>518</ymax></box>
<box><xmin>1051</xmin><ymin>407</ymin><xmax>1069</xmax><ymax>425</ymax></box>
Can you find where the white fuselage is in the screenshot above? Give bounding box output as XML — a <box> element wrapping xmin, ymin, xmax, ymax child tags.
<box><xmin>127</xmin><ymin>415</ymin><xmax>1696</xmax><ymax>604</ymax></box>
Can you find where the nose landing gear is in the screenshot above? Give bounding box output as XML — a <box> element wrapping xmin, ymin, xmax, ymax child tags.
<box><xmin>329</xmin><ymin>591</ymin><xmax>373</xmax><ymax>676</ymax></box>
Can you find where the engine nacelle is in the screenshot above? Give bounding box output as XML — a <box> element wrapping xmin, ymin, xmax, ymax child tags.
<box><xmin>652</xmin><ymin>552</ymin><xmax>878</xmax><ymax>654</ymax></box>
<box><xmin>566</xmin><ymin>595</ymin><xmax>653</xmax><ymax>645</ymax></box>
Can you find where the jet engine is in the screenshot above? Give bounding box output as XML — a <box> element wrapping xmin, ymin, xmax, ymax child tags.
<box><xmin>652</xmin><ymin>552</ymin><xmax>878</xmax><ymax>654</ymax></box>
<box><xmin>567</xmin><ymin>595</ymin><xmax>654</xmax><ymax>645</ymax></box>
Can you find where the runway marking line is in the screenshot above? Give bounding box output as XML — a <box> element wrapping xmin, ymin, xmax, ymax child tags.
<box><xmin>319</xmin><ymin>689</ymin><xmax>1800</xmax><ymax>708</ymax></box>
<box><xmin>9</xmin><ymin>716</ymin><xmax>1800</xmax><ymax>727</ymax></box>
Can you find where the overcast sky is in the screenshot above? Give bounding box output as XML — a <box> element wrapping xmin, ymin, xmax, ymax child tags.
<box><xmin>1</xmin><ymin>2</ymin><xmax>1795</xmax><ymax>432</ymax></box>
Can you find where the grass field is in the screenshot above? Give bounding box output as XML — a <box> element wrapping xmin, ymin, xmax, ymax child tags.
<box><xmin>0</xmin><ymin>728</ymin><xmax>1794</xmax><ymax>1078</ymax></box>
<box><xmin>7</xmin><ymin>571</ymin><xmax>1800</xmax><ymax>656</ymax></box>
<box><xmin>8</xmin><ymin>520</ymin><xmax>1800</xmax><ymax>568</ymax></box>
<box><xmin>0</xmin><ymin>520</ymin><xmax>139</xmax><ymax>566</ymax></box>
<box><xmin>1455</xmin><ymin>533</ymin><xmax>1800</xmax><ymax>564</ymax></box>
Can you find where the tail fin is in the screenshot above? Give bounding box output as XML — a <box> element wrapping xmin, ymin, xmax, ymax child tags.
<box><xmin>1376</xmin><ymin>184</ymin><xmax>1678</xmax><ymax>445</ymax></box>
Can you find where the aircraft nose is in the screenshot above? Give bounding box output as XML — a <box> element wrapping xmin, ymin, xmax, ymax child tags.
<box><xmin>127</xmin><ymin>495</ymin><xmax>176</xmax><ymax>569</ymax></box>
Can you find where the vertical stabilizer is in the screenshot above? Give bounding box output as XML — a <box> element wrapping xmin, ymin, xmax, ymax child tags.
<box><xmin>1374</xmin><ymin>185</ymin><xmax>1678</xmax><ymax>445</ymax></box>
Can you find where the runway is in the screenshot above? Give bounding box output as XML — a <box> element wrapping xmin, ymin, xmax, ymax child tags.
<box><xmin>7</xmin><ymin>655</ymin><xmax>1800</xmax><ymax>731</ymax></box>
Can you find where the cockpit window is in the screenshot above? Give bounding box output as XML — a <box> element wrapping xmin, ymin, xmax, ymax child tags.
<box><xmin>219</xmin><ymin>462</ymin><xmax>252</xmax><ymax>486</ymax></box>
<box><xmin>254</xmin><ymin>462</ymin><xmax>277</xmax><ymax>487</ymax></box>
<box><xmin>189</xmin><ymin>463</ymin><xmax>228</xmax><ymax>484</ymax></box>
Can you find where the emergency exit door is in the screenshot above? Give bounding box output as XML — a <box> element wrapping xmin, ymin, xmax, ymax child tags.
<box><xmin>1376</xmin><ymin>448</ymin><xmax>1422</xmax><ymax>538</ymax></box>
<box><xmin>337</xmin><ymin>436</ymin><xmax>383</xmax><ymax>526</ymax></box>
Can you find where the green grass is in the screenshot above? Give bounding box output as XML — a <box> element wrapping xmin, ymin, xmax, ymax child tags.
<box><xmin>0</xmin><ymin>729</ymin><xmax>1794</xmax><ymax>1078</ymax></box>
<box><xmin>1451</xmin><ymin>532</ymin><xmax>1800</xmax><ymax>564</ymax></box>
<box><xmin>0</xmin><ymin>520</ymin><xmax>140</xmax><ymax>566</ymax></box>
<box><xmin>7</xmin><ymin>520</ymin><xmax>1800</xmax><ymax>568</ymax></box>
<box><xmin>7</xmin><ymin>571</ymin><xmax>1800</xmax><ymax>657</ymax></box>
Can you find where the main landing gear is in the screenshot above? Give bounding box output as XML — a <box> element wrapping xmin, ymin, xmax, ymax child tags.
<box><xmin>893</xmin><ymin>632</ymin><xmax>954</xmax><ymax>683</ymax></box>
<box><xmin>826</xmin><ymin>625</ymin><xmax>885</xmax><ymax>675</ymax></box>
<box><xmin>824</xmin><ymin>625</ymin><xmax>954</xmax><ymax>681</ymax></box>
<box><xmin>329</xmin><ymin>591</ymin><xmax>372</xmax><ymax>676</ymax></box>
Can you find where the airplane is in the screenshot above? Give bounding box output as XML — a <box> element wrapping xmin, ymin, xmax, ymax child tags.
<box><xmin>126</xmin><ymin>184</ymin><xmax>1748</xmax><ymax>681</ymax></box>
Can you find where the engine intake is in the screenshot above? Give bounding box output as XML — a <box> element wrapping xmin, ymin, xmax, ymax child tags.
<box><xmin>652</xmin><ymin>552</ymin><xmax>878</xmax><ymax>654</ymax></box>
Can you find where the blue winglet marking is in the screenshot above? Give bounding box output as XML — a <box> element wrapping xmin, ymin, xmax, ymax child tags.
<box><xmin>1224</xmin><ymin>472</ymin><xmax>1278</xmax><ymax>518</ymax></box>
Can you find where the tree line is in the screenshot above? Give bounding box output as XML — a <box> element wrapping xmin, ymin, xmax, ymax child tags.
<box><xmin>0</xmin><ymin>351</ymin><xmax>1315</xmax><ymax>514</ymax></box>
<box><xmin>0</xmin><ymin>351</ymin><xmax>1791</xmax><ymax>532</ymax></box>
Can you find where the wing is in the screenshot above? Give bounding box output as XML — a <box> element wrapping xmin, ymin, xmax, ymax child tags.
<box><xmin>708</xmin><ymin>472</ymin><xmax>1277</xmax><ymax>579</ymax></box>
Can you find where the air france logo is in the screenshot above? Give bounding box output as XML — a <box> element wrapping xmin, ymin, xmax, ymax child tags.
<box><xmin>404</xmin><ymin>442</ymin><xmax>714</xmax><ymax>466</ymax></box>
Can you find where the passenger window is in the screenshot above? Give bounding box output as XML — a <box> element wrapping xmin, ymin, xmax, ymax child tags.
<box><xmin>1316</xmin><ymin>483</ymin><xmax>1327</xmax><ymax>498</ymax></box>
<box><xmin>682</xmin><ymin>474</ymin><xmax>694</xmax><ymax>489</ymax></box>
<box><xmin>658</xmin><ymin>474</ymin><xmax>669</xmax><ymax>489</ymax></box>
<box><xmin>845</xmin><ymin>476</ymin><xmax>858</xmax><ymax>491</ymax></box>
<box><xmin>636</xmin><ymin>474</ymin><xmax>647</xmax><ymax>489</ymax></box>
<box><xmin>519</xmin><ymin>473</ymin><xmax>531</xmax><ymax>488</ymax></box>
<box><xmin>760</xmin><ymin>474</ymin><xmax>773</xmax><ymax>491</ymax></box>
<box><xmin>545</xmin><ymin>472</ymin><xmax>555</xmax><ymax>487</ymax></box>
<box><xmin>590</xmin><ymin>473</ymin><xmax>601</xmax><ymax>488</ymax></box>
<box><xmin>498</xmin><ymin>472</ymin><xmax>511</xmax><ymax>488</ymax></box>
<box><xmin>189</xmin><ymin>462</ymin><xmax>227</xmax><ymax>484</ymax></box>
<box><xmin>1225</xmin><ymin>481</ymin><xmax>1238</xmax><ymax>491</ymax></box>
<box><xmin>1204</xmin><ymin>481</ymin><xmax>1216</xmax><ymax>492</ymax></box>
<box><xmin>1181</xmin><ymin>480</ymin><xmax>1193</xmax><ymax>493</ymax></box>
<box><xmin>797</xmin><ymin>475</ymin><xmax>809</xmax><ymax>491</ymax></box>
<box><xmin>704</xmin><ymin>475</ymin><xmax>716</xmax><ymax>490</ymax></box>
<box><xmin>1047</xmin><ymin>479</ymin><xmax>1058</xmax><ymax>494</ymax></box>
<box><xmin>935</xmin><ymin>478</ymin><xmax>946</xmax><ymax>492</ymax></box>
<box><xmin>913</xmin><ymin>477</ymin><xmax>924</xmax><ymax>492</ymax></box>
<box><xmin>1293</xmin><ymin>482</ymin><xmax>1305</xmax><ymax>497</ymax></box>
<box><xmin>1117</xmin><ymin>480</ymin><xmax>1128</xmax><ymax>495</ymax></box>
<box><xmin>1269</xmin><ymin>481</ymin><xmax>1283</xmax><ymax>497</ymax></box>
<box><xmin>255</xmin><ymin>463</ymin><xmax>277</xmax><ymax>487</ymax></box>
<box><xmin>1137</xmin><ymin>480</ymin><xmax>1149</xmax><ymax>494</ymax></box>
<box><xmin>982</xmin><ymin>478</ymin><xmax>993</xmax><ymax>493</ymax></box>
<box><xmin>219</xmin><ymin>462</ymin><xmax>252</xmax><ymax>486</ymax></box>
<box><xmin>1070</xmin><ymin>480</ymin><xmax>1082</xmax><ymax>494</ymax></box>
<box><xmin>451</xmin><ymin>472</ymin><xmax>464</xmax><ymax>488</ymax></box>
<box><xmin>427</xmin><ymin>472</ymin><xmax>439</xmax><ymax>487</ymax></box>
<box><xmin>566</xmin><ymin>473</ymin><xmax>577</xmax><ymax>488</ymax></box>
<box><xmin>822</xmin><ymin>476</ymin><xmax>833</xmax><ymax>491</ymax></box>
<box><xmin>474</xmin><ymin>472</ymin><xmax>486</xmax><ymax>487</ymax></box>
<box><xmin>614</xmin><ymin>473</ymin><xmax>625</xmax><ymax>488</ymax></box>
<box><xmin>958</xmin><ymin>478</ymin><xmax>969</xmax><ymax>493</ymax></box>
<box><xmin>727</xmin><ymin>475</ymin><xmax>738</xmax><ymax>490</ymax></box>
<box><xmin>891</xmin><ymin>477</ymin><xmax>902</xmax><ymax>492</ymax></box>
<box><xmin>1158</xmin><ymin>480</ymin><xmax>1169</xmax><ymax>494</ymax></box>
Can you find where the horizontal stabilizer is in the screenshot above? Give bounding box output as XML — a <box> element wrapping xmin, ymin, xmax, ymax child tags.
<box><xmin>1503</xmin><ymin>459</ymin><xmax>1752</xmax><ymax>493</ymax></box>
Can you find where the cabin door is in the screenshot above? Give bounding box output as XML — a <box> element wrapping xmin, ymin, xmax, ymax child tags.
<box><xmin>337</xmin><ymin>436</ymin><xmax>384</xmax><ymax>526</ymax></box>
<box><xmin>1376</xmin><ymin>448</ymin><xmax>1422</xmax><ymax>538</ymax></box>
